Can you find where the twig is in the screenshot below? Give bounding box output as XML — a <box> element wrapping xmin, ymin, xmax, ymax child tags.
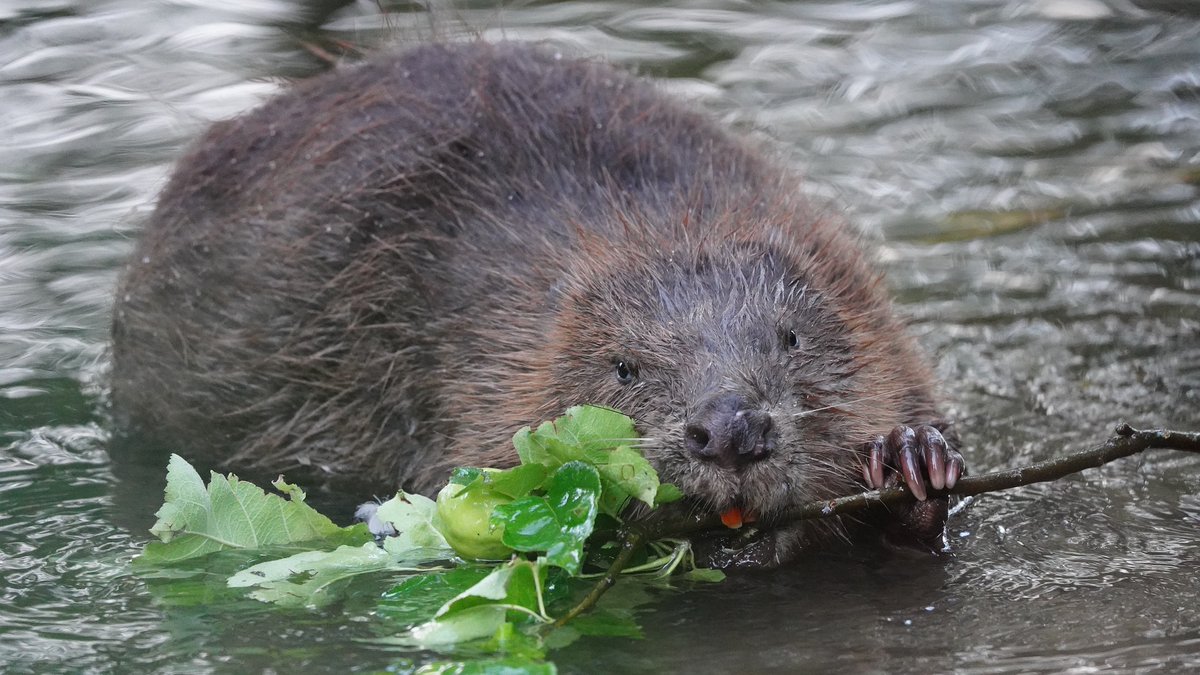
<box><xmin>552</xmin><ymin>528</ymin><xmax>645</xmax><ymax>628</ymax></box>
<box><xmin>554</xmin><ymin>425</ymin><xmax>1200</xmax><ymax>626</ymax></box>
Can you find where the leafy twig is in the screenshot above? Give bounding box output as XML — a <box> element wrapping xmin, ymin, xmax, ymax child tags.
<box><xmin>556</xmin><ymin>425</ymin><xmax>1200</xmax><ymax>625</ymax></box>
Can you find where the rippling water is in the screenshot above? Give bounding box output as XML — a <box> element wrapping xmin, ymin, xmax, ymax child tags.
<box><xmin>2</xmin><ymin>0</ymin><xmax>1198</xmax><ymax>672</ymax></box>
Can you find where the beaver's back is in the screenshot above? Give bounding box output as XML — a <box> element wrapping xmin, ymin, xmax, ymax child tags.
<box><xmin>112</xmin><ymin>42</ymin><xmax>926</xmax><ymax>497</ymax></box>
<box><xmin>112</xmin><ymin>43</ymin><xmax>770</xmax><ymax>486</ymax></box>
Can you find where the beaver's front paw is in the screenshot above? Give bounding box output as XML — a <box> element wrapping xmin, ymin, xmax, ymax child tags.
<box><xmin>861</xmin><ymin>424</ymin><xmax>965</xmax><ymax>549</ymax></box>
<box><xmin>861</xmin><ymin>424</ymin><xmax>964</xmax><ymax>501</ymax></box>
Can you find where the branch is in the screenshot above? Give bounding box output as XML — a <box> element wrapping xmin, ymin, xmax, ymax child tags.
<box><xmin>554</xmin><ymin>425</ymin><xmax>1200</xmax><ymax>626</ymax></box>
<box><xmin>747</xmin><ymin>424</ymin><xmax>1200</xmax><ymax>528</ymax></box>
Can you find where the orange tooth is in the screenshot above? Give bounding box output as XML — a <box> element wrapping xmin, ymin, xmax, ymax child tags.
<box><xmin>720</xmin><ymin>507</ymin><xmax>743</xmax><ymax>529</ymax></box>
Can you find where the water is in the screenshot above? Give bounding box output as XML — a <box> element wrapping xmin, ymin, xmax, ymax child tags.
<box><xmin>2</xmin><ymin>0</ymin><xmax>1198</xmax><ymax>672</ymax></box>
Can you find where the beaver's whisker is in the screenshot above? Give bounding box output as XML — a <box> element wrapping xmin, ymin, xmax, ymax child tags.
<box><xmin>790</xmin><ymin>383</ymin><xmax>931</xmax><ymax>418</ymax></box>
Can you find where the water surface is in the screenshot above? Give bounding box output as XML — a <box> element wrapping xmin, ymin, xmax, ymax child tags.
<box><xmin>2</xmin><ymin>0</ymin><xmax>1198</xmax><ymax>672</ymax></box>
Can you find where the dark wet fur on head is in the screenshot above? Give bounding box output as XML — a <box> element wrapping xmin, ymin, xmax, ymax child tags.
<box><xmin>112</xmin><ymin>41</ymin><xmax>945</xmax><ymax>564</ymax></box>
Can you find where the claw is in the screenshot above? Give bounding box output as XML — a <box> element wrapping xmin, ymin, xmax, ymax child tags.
<box><xmin>945</xmin><ymin>453</ymin><xmax>963</xmax><ymax>489</ymax></box>
<box><xmin>899</xmin><ymin>446</ymin><xmax>927</xmax><ymax>500</ymax></box>
<box><xmin>887</xmin><ymin>425</ymin><xmax>927</xmax><ymax>501</ymax></box>
<box><xmin>918</xmin><ymin>426</ymin><xmax>947</xmax><ymax>491</ymax></box>
<box><xmin>867</xmin><ymin>436</ymin><xmax>886</xmax><ymax>488</ymax></box>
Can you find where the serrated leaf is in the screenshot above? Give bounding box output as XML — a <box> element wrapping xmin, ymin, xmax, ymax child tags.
<box><xmin>513</xmin><ymin>423</ymin><xmax>582</xmax><ymax>469</ymax></box>
<box><xmin>512</xmin><ymin>405</ymin><xmax>637</xmax><ymax>469</ymax></box>
<box><xmin>510</xmin><ymin>407</ymin><xmax>655</xmax><ymax>516</ymax></box>
<box><xmin>552</xmin><ymin>405</ymin><xmax>639</xmax><ymax>452</ymax></box>
<box><xmin>493</xmin><ymin>462</ymin><xmax>600</xmax><ymax>575</ymax></box>
<box><xmin>138</xmin><ymin>454</ymin><xmax>343</xmax><ymax>564</ymax></box>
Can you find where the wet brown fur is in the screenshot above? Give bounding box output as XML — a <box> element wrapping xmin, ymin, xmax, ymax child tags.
<box><xmin>112</xmin><ymin>42</ymin><xmax>944</xmax><ymax>563</ymax></box>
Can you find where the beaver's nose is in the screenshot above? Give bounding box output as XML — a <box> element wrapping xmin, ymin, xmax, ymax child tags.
<box><xmin>684</xmin><ymin>393</ymin><xmax>775</xmax><ymax>470</ymax></box>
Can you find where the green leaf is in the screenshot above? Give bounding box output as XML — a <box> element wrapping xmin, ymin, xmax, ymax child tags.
<box><xmin>435</xmin><ymin>559</ymin><xmax>544</xmax><ymax>620</ymax></box>
<box><xmin>404</xmin><ymin>559</ymin><xmax>548</xmax><ymax>648</ymax></box>
<box><xmin>379</xmin><ymin>568</ymin><xmax>493</xmax><ymax>625</ymax></box>
<box><xmin>511</xmin><ymin>406</ymin><xmax>655</xmax><ymax>516</ymax></box>
<box><xmin>552</xmin><ymin>405</ymin><xmax>639</xmax><ymax>452</ymax></box>
<box><xmin>479</xmin><ymin>464</ymin><xmax>549</xmax><ymax>500</ymax></box>
<box><xmin>481</xmin><ymin>620</ymin><xmax>548</xmax><ymax>661</ymax></box>
<box><xmin>374</xmin><ymin>491</ymin><xmax>452</xmax><ymax>552</ymax></box>
<box><xmin>138</xmin><ymin>454</ymin><xmax>343</xmax><ymax>564</ymax></box>
<box><xmin>410</xmin><ymin>605</ymin><xmax>509</xmax><ymax>646</ymax></box>
<box><xmin>512</xmin><ymin>405</ymin><xmax>637</xmax><ymax>468</ymax></box>
<box><xmin>493</xmin><ymin>462</ymin><xmax>601</xmax><ymax>575</ymax></box>
<box><xmin>450</xmin><ymin>467</ymin><xmax>486</xmax><ymax>485</ymax></box>
<box><xmin>683</xmin><ymin>568</ymin><xmax>727</xmax><ymax>583</ymax></box>
<box><xmin>567</xmin><ymin>607</ymin><xmax>644</xmax><ymax>638</ymax></box>
<box><xmin>415</xmin><ymin>656</ymin><xmax>557</xmax><ymax>675</ymax></box>
<box><xmin>589</xmin><ymin>444</ymin><xmax>659</xmax><ymax>513</ymax></box>
<box><xmin>654</xmin><ymin>483</ymin><xmax>684</xmax><ymax>505</ymax></box>
<box><xmin>227</xmin><ymin>542</ymin><xmax>393</xmax><ymax>608</ymax></box>
<box><xmin>512</xmin><ymin>424</ymin><xmax>580</xmax><ymax>469</ymax></box>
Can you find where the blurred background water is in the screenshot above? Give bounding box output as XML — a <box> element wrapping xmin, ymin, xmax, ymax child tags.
<box><xmin>1</xmin><ymin>0</ymin><xmax>1198</xmax><ymax>672</ymax></box>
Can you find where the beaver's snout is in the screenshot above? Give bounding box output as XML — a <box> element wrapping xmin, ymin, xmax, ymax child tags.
<box><xmin>684</xmin><ymin>393</ymin><xmax>776</xmax><ymax>471</ymax></box>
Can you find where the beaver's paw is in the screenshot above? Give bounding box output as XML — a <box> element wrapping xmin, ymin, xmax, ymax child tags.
<box><xmin>861</xmin><ymin>424</ymin><xmax>964</xmax><ymax>501</ymax></box>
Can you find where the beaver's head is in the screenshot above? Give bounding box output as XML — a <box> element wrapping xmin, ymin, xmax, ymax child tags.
<box><xmin>539</xmin><ymin>236</ymin><xmax>896</xmax><ymax>563</ymax></box>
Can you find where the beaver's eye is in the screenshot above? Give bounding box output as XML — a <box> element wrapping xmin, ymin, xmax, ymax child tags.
<box><xmin>615</xmin><ymin>360</ymin><xmax>635</xmax><ymax>385</ymax></box>
<box><xmin>786</xmin><ymin>330</ymin><xmax>799</xmax><ymax>350</ymax></box>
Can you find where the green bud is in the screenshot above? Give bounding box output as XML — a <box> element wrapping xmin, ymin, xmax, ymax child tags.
<box><xmin>432</xmin><ymin>479</ymin><xmax>515</xmax><ymax>561</ymax></box>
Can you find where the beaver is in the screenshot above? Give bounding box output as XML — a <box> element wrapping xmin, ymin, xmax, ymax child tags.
<box><xmin>111</xmin><ymin>41</ymin><xmax>964</xmax><ymax>566</ymax></box>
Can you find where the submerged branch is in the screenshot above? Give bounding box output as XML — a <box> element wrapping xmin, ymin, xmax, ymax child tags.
<box><xmin>556</xmin><ymin>425</ymin><xmax>1200</xmax><ymax>627</ymax></box>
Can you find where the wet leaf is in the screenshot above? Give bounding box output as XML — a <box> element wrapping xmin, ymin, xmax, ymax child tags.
<box><xmin>227</xmin><ymin>542</ymin><xmax>393</xmax><ymax>608</ymax></box>
<box><xmin>493</xmin><ymin>462</ymin><xmax>601</xmax><ymax>575</ymax></box>
<box><xmin>375</xmin><ymin>491</ymin><xmax>453</xmax><ymax>552</ymax></box>
<box><xmin>410</xmin><ymin>605</ymin><xmax>509</xmax><ymax>646</ymax></box>
<box><xmin>683</xmin><ymin>568</ymin><xmax>726</xmax><ymax>583</ymax></box>
<box><xmin>379</xmin><ymin>568</ymin><xmax>494</xmax><ymax>625</ymax></box>
<box><xmin>480</xmin><ymin>464</ymin><xmax>550</xmax><ymax>500</ymax></box>
<box><xmin>567</xmin><ymin>607</ymin><xmax>645</xmax><ymax>638</ymax></box>
<box><xmin>415</xmin><ymin>656</ymin><xmax>557</xmax><ymax>675</ymax></box>
<box><xmin>434</xmin><ymin>560</ymin><xmax>541</xmax><ymax>619</ymax></box>
<box><xmin>406</xmin><ymin>560</ymin><xmax>548</xmax><ymax>648</ymax></box>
